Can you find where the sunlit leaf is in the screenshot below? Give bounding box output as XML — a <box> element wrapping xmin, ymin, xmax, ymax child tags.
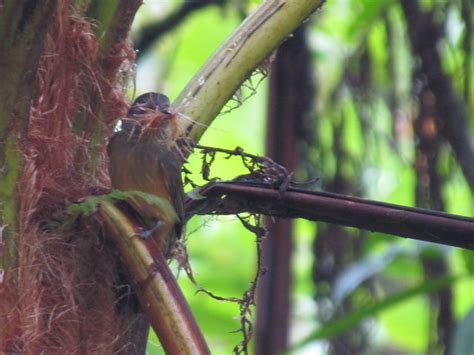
<box><xmin>290</xmin><ymin>274</ymin><xmax>461</xmax><ymax>351</ymax></box>
<box><xmin>332</xmin><ymin>243</ymin><xmax>416</xmax><ymax>304</ymax></box>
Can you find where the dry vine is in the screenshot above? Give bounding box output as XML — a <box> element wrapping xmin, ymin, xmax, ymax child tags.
<box><xmin>181</xmin><ymin>145</ymin><xmax>298</xmax><ymax>354</ymax></box>
<box><xmin>175</xmin><ymin>213</ymin><xmax>265</xmax><ymax>355</ymax></box>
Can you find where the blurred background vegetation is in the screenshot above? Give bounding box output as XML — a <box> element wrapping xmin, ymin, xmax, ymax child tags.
<box><xmin>130</xmin><ymin>0</ymin><xmax>473</xmax><ymax>354</ymax></box>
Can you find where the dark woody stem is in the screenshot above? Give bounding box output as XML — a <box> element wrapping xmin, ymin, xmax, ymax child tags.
<box><xmin>186</xmin><ymin>182</ymin><xmax>474</xmax><ymax>250</ymax></box>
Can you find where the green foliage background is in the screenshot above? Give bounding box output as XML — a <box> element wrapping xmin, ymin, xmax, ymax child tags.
<box><xmin>131</xmin><ymin>1</ymin><xmax>473</xmax><ymax>354</ymax></box>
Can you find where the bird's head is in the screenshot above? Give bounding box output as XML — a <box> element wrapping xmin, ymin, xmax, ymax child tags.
<box><xmin>121</xmin><ymin>92</ymin><xmax>178</xmax><ymax>141</ymax></box>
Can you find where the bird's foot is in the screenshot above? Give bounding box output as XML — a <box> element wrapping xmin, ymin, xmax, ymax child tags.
<box><xmin>136</xmin><ymin>220</ymin><xmax>166</xmax><ymax>239</ymax></box>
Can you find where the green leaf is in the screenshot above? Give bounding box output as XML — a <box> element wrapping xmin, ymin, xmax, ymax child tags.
<box><xmin>332</xmin><ymin>243</ymin><xmax>416</xmax><ymax>305</ymax></box>
<box><xmin>289</xmin><ymin>274</ymin><xmax>462</xmax><ymax>351</ymax></box>
<box><xmin>461</xmin><ymin>250</ymin><xmax>474</xmax><ymax>275</ymax></box>
<box><xmin>67</xmin><ymin>190</ymin><xmax>174</xmax><ymax>218</ymax></box>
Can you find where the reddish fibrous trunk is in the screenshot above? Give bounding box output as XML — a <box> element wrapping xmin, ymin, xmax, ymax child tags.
<box><xmin>1</xmin><ymin>1</ymin><xmax>144</xmax><ymax>353</ymax></box>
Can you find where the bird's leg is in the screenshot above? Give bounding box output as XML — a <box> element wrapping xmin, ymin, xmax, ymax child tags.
<box><xmin>136</xmin><ymin>219</ymin><xmax>167</xmax><ymax>240</ymax></box>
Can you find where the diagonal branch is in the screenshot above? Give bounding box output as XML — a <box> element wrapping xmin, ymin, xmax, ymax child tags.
<box><xmin>186</xmin><ymin>182</ymin><xmax>474</xmax><ymax>250</ymax></box>
<box><xmin>97</xmin><ymin>201</ymin><xmax>210</xmax><ymax>355</ymax></box>
<box><xmin>173</xmin><ymin>0</ymin><xmax>326</xmax><ymax>142</ymax></box>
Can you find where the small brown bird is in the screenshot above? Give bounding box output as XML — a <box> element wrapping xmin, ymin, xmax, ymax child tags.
<box><xmin>107</xmin><ymin>93</ymin><xmax>185</xmax><ymax>254</ymax></box>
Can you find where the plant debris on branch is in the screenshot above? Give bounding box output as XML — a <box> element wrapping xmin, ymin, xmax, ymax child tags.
<box><xmin>185</xmin><ymin>146</ymin><xmax>474</xmax><ymax>250</ymax></box>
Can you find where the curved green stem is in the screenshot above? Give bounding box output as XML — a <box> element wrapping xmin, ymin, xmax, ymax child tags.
<box><xmin>173</xmin><ymin>0</ymin><xmax>325</xmax><ymax>143</ymax></box>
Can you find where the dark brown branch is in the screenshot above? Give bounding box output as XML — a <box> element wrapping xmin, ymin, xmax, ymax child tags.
<box><xmin>186</xmin><ymin>182</ymin><xmax>474</xmax><ymax>250</ymax></box>
<box><xmin>134</xmin><ymin>0</ymin><xmax>227</xmax><ymax>56</ymax></box>
<box><xmin>256</xmin><ymin>25</ymin><xmax>313</xmax><ymax>355</ymax></box>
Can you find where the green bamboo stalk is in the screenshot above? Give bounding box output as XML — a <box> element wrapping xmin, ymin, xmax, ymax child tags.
<box><xmin>173</xmin><ymin>0</ymin><xmax>325</xmax><ymax>142</ymax></box>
